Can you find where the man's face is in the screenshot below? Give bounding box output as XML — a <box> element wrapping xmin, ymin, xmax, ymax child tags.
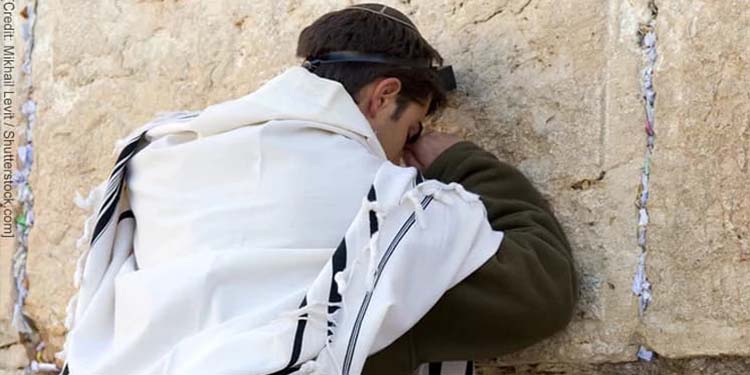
<box><xmin>357</xmin><ymin>78</ymin><xmax>431</xmax><ymax>164</ymax></box>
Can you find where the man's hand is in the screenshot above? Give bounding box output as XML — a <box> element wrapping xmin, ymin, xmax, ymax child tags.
<box><xmin>402</xmin><ymin>131</ymin><xmax>462</xmax><ymax>172</ymax></box>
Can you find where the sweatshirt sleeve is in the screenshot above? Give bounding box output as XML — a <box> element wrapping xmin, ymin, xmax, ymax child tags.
<box><xmin>409</xmin><ymin>140</ymin><xmax>579</xmax><ymax>362</ymax></box>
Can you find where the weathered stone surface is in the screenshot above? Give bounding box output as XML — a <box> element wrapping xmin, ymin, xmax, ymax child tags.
<box><xmin>0</xmin><ymin>344</ymin><xmax>26</xmax><ymax>370</ymax></box>
<box><xmin>8</xmin><ymin>0</ymin><xmax>748</xmax><ymax>369</ymax></box>
<box><xmin>438</xmin><ymin>0</ymin><xmax>653</xmax><ymax>364</ymax></box>
<box><xmin>1</xmin><ymin>0</ymin><xmax>32</xmax><ymax>369</ymax></box>
<box><xmin>0</xmin><ymin>299</ymin><xmax>17</xmax><ymax>350</ymax></box>
<box><xmin>641</xmin><ymin>0</ymin><xmax>750</xmax><ymax>357</ymax></box>
<box><xmin>478</xmin><ymin>355</ymin><xmax>750</xmax><ymax>374</ymax></box>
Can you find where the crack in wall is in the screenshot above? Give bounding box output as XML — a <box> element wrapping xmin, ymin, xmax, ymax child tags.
<box><xmin>472</xmin><ymin>9</ymin><xmax>504</xmax><ymax>25</ymax></box>
<box><xmin>570</xmin><ymin>171</ymin><xmax>606</xmax><ymax>190</ymax></box>
<box><xmin>10</xmin><ymin>0</ymin><xmax>36</xmax><ymax>341</ymax></box>
<box><xmin>631</xmin><ymin>0</ymin><xmax>659</xmax><ymax>362</ymax></box>
<box><xmin>514</xmin><ymin>0</ymin><xmax>532</xmax><ymax>15</ymax></box>
<box><xmin>9</xmin><ymin>0</ymin><xmax>59</xmax><ymax>373</ymax></box>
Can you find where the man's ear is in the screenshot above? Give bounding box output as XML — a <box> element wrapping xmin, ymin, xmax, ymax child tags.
<box><xmin>368</xmin><ymin>78</ymin><xmax>402</xmax><ymax>116</ymax></box>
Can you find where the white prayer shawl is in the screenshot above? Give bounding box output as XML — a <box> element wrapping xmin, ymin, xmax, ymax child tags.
<box><xmin>58</xmin><ymin>67</ymin><xmax>504</xmax><ymax>375</ymax></box>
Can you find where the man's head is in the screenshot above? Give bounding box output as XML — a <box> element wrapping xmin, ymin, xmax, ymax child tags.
<box><xmin>297</xmin><ymin>3</ymin><xmax>447</xmax><ymax>163</ymax></box>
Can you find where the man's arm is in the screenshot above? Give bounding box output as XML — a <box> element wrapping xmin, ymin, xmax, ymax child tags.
<box><xmin>414</xmin><ymin>140</ymin><xmax>578</xmax><ymax>358</ymax></box>
<box><xmin>363</xmin><ymin>139</ymin><xmax>578</xmax><ymax>373</ymax></box>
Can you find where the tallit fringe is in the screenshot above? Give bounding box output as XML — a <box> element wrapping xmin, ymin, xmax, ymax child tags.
<box><xmin>55</xmin><ymin>180</ymin><xmax>109</xmax><ymax>363</ymax></box>
<box><xmin>56</xmin><ymin>111</ymin><xmax>199</xmax><ymax>365</ymax></box>
<box><xmin>71</xmin><ymin>181</ymin><xmax>108</xmax><ymax>289</ymax></box>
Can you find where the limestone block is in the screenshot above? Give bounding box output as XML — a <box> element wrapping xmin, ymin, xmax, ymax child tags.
<box><xmin>0</xmin><ymin>344</ymin><xmax>26</xmax><ymax>370</ymax></box>
<box><xmin>641</xmin><ymin>0</ymin><xmax>750</xmax><ymax>357</ymax></box>
<box><xmin>479</xmin><ymin>355</ymin><xmax>750</xmax><ymax>374</ymax></box>
<box><xmin>2</xmin><ymin>0</ymin><xmax>32</xmax><ymax>365</ymax></box>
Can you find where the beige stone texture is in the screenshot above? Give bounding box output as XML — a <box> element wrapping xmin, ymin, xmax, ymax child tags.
<box><xmin>0</xmin><ymin>0</ymin><xmax>746</xmax><ymax>371</ymax></box>
<box><xmin>1</xmin><ymin>0</ymin><xmax>31</xmax><ymax>371</ymax></box>
<box><xmin>640</xmin><ymin>0</ymin><xmax>750</xmax><ymax>357</ymax></box>
<box><xmin>480</xmin><ymin>355</ymin><xmax>750</xmax><ymax>374</ymax></box>
<box><xmin>0</xmin><ymin>344</ymin><xmax>26</xmax><ymax>370</ymax></box>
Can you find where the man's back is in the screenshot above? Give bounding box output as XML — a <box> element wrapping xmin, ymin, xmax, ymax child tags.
<box><xmin>127</xmin><ymin>122</ymin><xmax>383</xmax><ymax>269</ymax></box>
<box><xmin>126</xmin><ymin>69</ymin><xmax>386</xmax><ymax>270</ymax></box>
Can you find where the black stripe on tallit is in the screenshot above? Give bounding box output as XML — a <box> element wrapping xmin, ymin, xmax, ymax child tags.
<box><xmin>416</xmin><ymin>170</ymin><xmax>424</xmax><ymax>185</ymax></box>
<box><xmin>93</xmin><ymin>162</ymin><xmax>128</xmax><ymax>226</ymax></box>
<box><xmin>118</xmin><ymin>210</ymin><xmax>135</xmax><ymax>222</ymax></box>
<box><xmin>367</xmin><ymin>185</ymin><xmax>378</xmax><ymax>235</ymax></box>
<box><xmin>90</xmin><ymin>133</ymin><xmax>145</xmax><ymax>246</ymax></box>
<box><xmin>342</xmin><ymin>195</ymin><xmax>434</xmax><ymax>374</ymax></box>
<box><xmin>269</xmin><ymin>297</ymin><xmax>309</xmax><ymax>375</ymax></box>
<box><xmin>89</xmin><ymin>171</ymin><xmax>126</xmax><ymax>246</ymax></box>
<box><xmin>428</xmin><ymin>362</ymin><xmax>442</xmax><ymax>375</ymax></box>
<box><xmin>328</xmin><ymin>239</ymin><xmax>347</xmax><ymax>318</ymax></box>
<box><xmin>269</xmin><ymin>364</ymin><xmax>301</xmax><ymax>375</ymax></box>
<box><xmin>465</xmin><ymin>361</ymin><xmax>474</xmax><ymax>375</ymax></box>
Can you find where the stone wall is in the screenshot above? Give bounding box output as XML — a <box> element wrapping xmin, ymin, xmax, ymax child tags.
<box><xmin>1</xmin><ymin>0</ymin><xmax>748</xmax><ymax>373</ymax></box>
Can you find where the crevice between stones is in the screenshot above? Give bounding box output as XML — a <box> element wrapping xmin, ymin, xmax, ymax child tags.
<box><xmin>9</xmin><ymin>1</ymin><xmax>60</xmax><ymax>373</ymax></box>
<box><xmin>631</xmin><ymin>0</ymin><xmax>658</xmax><ymax>362</ymax></box>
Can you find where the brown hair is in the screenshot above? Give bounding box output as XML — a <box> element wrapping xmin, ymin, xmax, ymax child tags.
<box><xmin>296</xmin><ymin>3</ymin><xmax>447</xmax><ymax>117</ymax></box>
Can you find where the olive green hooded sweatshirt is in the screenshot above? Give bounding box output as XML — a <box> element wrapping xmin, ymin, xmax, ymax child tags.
<box><xmin>363</xmin><ymin>141</ymin><xmax>579</xmax><ymax>374</ymax></box>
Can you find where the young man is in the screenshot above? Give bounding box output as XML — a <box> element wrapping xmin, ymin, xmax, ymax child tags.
<box><xmin>59</xmin><ymin>3</ymin><xmax>576</xmax><ymax>375</ymax></box>
<box><xmin>294</xmin><ymin>4</ymin><xmax>578</xmax><ymax>373</ymax></box>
